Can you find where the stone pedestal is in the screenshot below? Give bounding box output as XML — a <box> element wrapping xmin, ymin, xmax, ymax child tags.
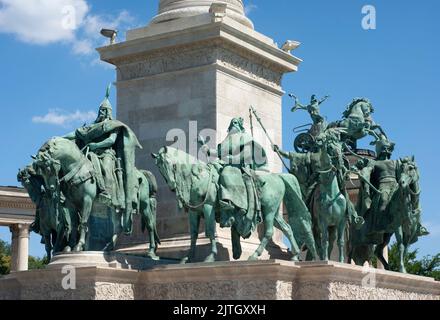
<box><xmin>1</xmin><ymin>260</ymin><xmax>439</xmax><ymax>300</ymax></box>
<box><xmin>97</xmin><ymin>0</ymin><xmax>301</xmax><ymax>261</ymax></box>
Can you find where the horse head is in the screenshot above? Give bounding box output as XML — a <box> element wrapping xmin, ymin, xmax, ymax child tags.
<box><xmin>317</xmin><ymin>129</ymin><xmax>346</xmax><ymax>174</ymax></box>
<box><xmin>152</xmin><ymin>146</ymin><xmax>177</xmax><ymax>192</ymax></box>
<box><xmin>33</xmin><ymin>150</ymin><xmax>61</xmax><ymax>198</ymax></box>
<box><xmin>398</xmin><ymin>156</ymin><xmax>419</xmax><ymax>190</ymax></box>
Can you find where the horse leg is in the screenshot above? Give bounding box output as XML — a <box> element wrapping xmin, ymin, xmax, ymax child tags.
<box><xmin>274</xmin><ymin>213</ymin><xmax>300</xmax><ymax>261</ymax></box>
<box><xmin>395</xmin><ymin>227</ymin><xmax>407</xmax><ymax>273</ymax></box>
<box><xmin>328</xmin><ymin>226</ymin><xmax>336</xmax><ymax>260</ymax></box>
<box><xmin>337</xmin><ymin>221</ymin><xmax>346</xmax><ymax>263</ymax></box>
<box><xmin>144</xmin><ymin>201</ymin><xmax>160</xmax><ymax>261</ymax></box>
<box><xmin>181</xmin><ymin>210</ymin><xmax>200</xmax><ymax>264</ymax></box>
<box><xmin>203</xmin><ymin>204</ymin><xmax>217</xmax><ymax>263</ymax></box>
<box><xmin>74</xmin><ymin>196</ymin><xmax>93</xmax><ymax>252</ymax></box>
<box><xmin>375</xmin><ymin>233</ymin><xmax>391</xmax><ymax>270</ymax></box>
<box><xmin>44</xmin><ymin>234</ymin><xmax>52</xmax><ymax>261</ymax></box>
<box><xmin>249</xmin><ymin>210</ymin><xmax>275</xmax><ymax>261</ymax></box>
<box><xmin>320</xmin><ymin>221</ymin><xmax>329</xmax><ymax>261</ymax></box>
<box><xmin>231</xmin><ymin>226</ymin><xmax>242</xmax><ymax>260</ymax></box>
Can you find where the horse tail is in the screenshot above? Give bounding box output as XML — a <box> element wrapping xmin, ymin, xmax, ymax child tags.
<box><xmin>279</xmin><ymin>174</ymin><xmax>315</xmax><ymax>251</ymax></box>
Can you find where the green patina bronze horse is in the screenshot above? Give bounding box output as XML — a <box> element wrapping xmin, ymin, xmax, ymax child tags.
<box><xmin>153</xmin><ymin>146</ymin><xmax>319</xmax><ymax>263</ymax></box>
<box><xmin>312</xmin><ymin>135</ymin><xmax>348</xmax><ymax>262</ymax></box>
<box><xmin>33</xmin><ymin>137</ymin><xmax>160</xmax><ymax>258</ymax></box>
<box><xmin>349</xmin><ymin>157</ymin><xmax>426</xmax><ymax>272</ymax></box>
<box><xmin>18</xmin><ymin>166</ymin><xmax>78</xmax><ymax>260</ymax></box>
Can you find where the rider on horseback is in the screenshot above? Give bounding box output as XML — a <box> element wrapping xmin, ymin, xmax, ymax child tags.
<box><xmin>200</xmin><ymin>117</ymin><xmax>268</xmax><ymax>228</ymax></box>
<box><xmin>64</xmin><ymin>85</ymin><xmax>142</xmax><ymax>233</ymax></box>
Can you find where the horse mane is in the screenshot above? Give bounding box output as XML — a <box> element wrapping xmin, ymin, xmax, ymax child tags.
<box><xmin>342</xmin><ymin>98</ymin><xmax>373</xmax><ymax>118</ymax></box>
<box><xmin>39</xmin><ymin>137</ymin><xmax>79</xmax><ymax>158</ymax></box>
<box><xmin>163</xmin><ymin>147</ymin><xmax>201</xmax><ymax>208</ymax></box>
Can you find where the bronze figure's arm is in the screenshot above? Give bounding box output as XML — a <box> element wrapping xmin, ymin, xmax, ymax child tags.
<box><xmin>88</xmin><ymin>132</ymin><xmax>118</xmax><ymax>151</ymax></box>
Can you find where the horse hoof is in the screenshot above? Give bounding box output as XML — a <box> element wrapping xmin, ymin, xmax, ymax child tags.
<box><xmin>248</xmin><ymin>255</ymin><xmax>258</xmax><ymax>261</ymax></box>
<box><xmin>291</xmin><ymin>255</ymin><xmax>300</xmax><ymax>262</ymax></box>
<box><xmin>73</xmin><ymin>245</ymin><xmax>83</xmax><ymax>252</ymax></box>
<box><xmin>147</xmin><ymin>252</ymin><xmax>160</xmax><ymax>261</ymax></box>
<box><xmin>63</xmin><ymin>246</ymin><xmax>72</xmax><ymax>253</ymax></box>
<box><xmin>204</xmin><ymin>255</ymin><xmax>216</xmax><ymax>263</ymax></box>
<box><xmin>180</xmin><ymin>257</ymin><xmax>189</xmax><ymax>264</ymax></box>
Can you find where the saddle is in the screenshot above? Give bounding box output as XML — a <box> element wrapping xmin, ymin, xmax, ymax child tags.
<box><xmin>219</xmin><ymin>166</ymin><xmax>262</xmax><ymax>237</ymax></box>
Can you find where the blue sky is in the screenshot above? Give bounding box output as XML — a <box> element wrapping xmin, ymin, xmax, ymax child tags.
<box><xmin>0</xmin><ymin>0</ymin><xmax>439</xmax><ymax>258</ymax></box>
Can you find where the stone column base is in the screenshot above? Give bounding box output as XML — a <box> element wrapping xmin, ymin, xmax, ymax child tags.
<box><xmin>1</xmin><ymin>260</ymin><xmax>439</xmax><ymax>300</ymax></box>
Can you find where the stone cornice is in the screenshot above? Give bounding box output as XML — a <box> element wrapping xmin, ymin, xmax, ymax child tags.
<box><xmin>98</xmin><ymin>17</ymin><xmax>300</xmax><ymax>74</ymax></box>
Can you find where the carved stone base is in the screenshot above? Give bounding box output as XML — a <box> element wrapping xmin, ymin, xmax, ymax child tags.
<box><xmin>1</xmin><ymin>260</ymin><xmax>439</xmax><ymax>300</ymax></box>
<box><xmin>47</xmin><ymin>251</ymin><xmax>179</xmax><ymax>270</ymax></box>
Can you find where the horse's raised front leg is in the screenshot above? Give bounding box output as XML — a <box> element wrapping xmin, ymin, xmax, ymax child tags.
<box><xmin>181</xmin><ymin>210</ymin><xmax>200</xmax><ymax>264</ymax></box>
<box><xmin>274</xmin><ymin>213</ymin><xmax>300</xmax><ymax>261</ymax></box>
<box><xmin>74</xmin><ymin>196</ymin><xmax>93</xmax><ymax>252</ymax></box>
<box><xmin>249</xmin><ymin>210</ymin><xmax>275</xmax><ymax>261</ymax></box>
<box><xmin>203</xmin><ymin>204</ymin><xmax>217</xmax><ymax>263</ymax></box>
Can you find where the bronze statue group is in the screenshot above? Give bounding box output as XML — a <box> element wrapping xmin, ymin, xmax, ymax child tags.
<box><xmin>19</xmin><ymin>87</ymin><xmax>428</xmax><ymax>274</ymax></box>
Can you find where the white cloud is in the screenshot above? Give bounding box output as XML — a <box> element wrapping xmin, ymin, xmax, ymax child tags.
<box><xmin>244</xmin><ymin>3</ymin><xmax>258</xmax><ymax>15</ymax></box>
<box><xmin>72</xmin><ymin>38</ymin><xmax>94</xmax><ymax>55</ymax></box>
<box><xmin>0</xmin><ymin>0</ymin><xmax>136</xmax><ymax>63</ymax></box>
<box><xmin>0</xmin><ymin>0</ymin><xmax>88</xmax><ymax>44</ymax></box>
<box><xmin>32</xmin><ymin>109</ymin><xmax>96</xmax><ymax>127</ymax></box>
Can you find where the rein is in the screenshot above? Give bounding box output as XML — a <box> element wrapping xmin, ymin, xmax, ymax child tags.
<box><xmin>59</xmin><ymin>159</ymin><xmax>88</xmax><ymax>184</ymax></box>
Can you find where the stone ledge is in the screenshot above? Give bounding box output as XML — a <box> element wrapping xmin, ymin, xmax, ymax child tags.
<box><xmin>1</xmin><ymin>260</ymin><xmax>438</xmax><ymax>300</ymax></box>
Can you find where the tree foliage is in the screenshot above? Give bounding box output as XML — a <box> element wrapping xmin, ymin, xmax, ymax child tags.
<box><xmin>0</xmin><ymin>239</ymin><xmax>48</xmax><ymax>276</ymax></box>
<box><xmin>388</xmin><ymin>242</ymin><xmax>440</xmax><ymax>281</ymax></box>
<box><xmin>0</xmin><ymin>239</ymin><xmax>12</xmax><ymax>275</ymax></box>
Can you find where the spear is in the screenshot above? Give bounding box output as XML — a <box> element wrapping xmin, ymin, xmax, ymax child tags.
<box><xmin>249</xmin><ymin>106</ymin><xmax>290</xmax><ymax>172</ymax></box>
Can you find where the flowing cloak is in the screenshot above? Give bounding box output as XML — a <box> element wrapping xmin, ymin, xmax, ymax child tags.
<box><xmin>217</xmin><ymin>131</ymin><xmax>268</xmax><ymax>210</ymax></box>
<box><xmin>75</xmin><ymin>120</ymin><xmax>142</xmax><ymax>211</ymax></box>
<box><xmin>217</xmin><ymin>131</ymin><xmax>267</xmax><ymax>169</ymax></box>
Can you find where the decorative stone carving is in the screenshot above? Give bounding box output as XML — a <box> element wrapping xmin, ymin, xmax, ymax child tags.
<box><xmin>117</xmin><ymin>42</ymin><xmax>283</xmax><ymax>90</ymax></box>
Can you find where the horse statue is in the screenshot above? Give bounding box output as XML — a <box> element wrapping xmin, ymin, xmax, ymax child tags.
<box><xmin>32</xmin><ymin>137</ymin><xmax>160</xmax><ymax>259</ymax></box>
<box><xmin>328</xmin><ymin>98</ymin><xmax>386</xmax><ymax>150</ymax></box>
<box><xmin>349</xmin><ymin>157</ymin><xmax>428</xmax><ymax>272</ymax></box>
<box><xmin>153</xmin><ymin>146</ymin><xmax>319</xmax><ymax>263</ymax></box>
<box><xmin>17</xmin><ymin>166</ymin><xmax>78</xmax><ymax>260</ymax></box>
<box><xmin>311</xmin><ymin>131</ymin><xmax>348</xmax><ymax>262</ymax></box>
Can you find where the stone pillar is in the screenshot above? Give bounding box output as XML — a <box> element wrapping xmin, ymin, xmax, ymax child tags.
<box><xmin>98</xmin><ymin>0</ymin><xmax>301</xmax><ymax>261</ymax></box>
<box><xmin>17</xmin><ymin>224</ymin><xmax>30</xmax><ymax>271</ymax></box>
<box><xmin>10</xmin><ymin>224</ymin><xmax>30</xmax><ymax>272</ymax></box>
